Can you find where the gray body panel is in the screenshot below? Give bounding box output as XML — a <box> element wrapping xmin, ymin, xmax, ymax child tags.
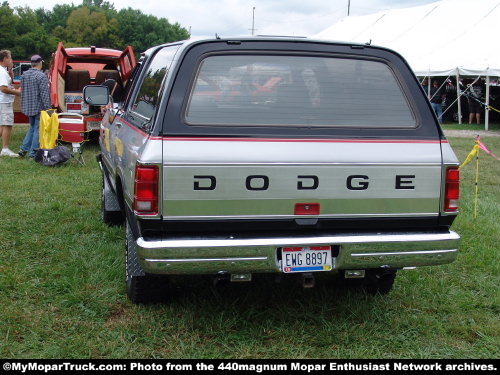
<box><xmin>161</xmin><ymin>139</ymin><xmax>443</xmax><ymax>219</ymax></box>
<box><xmin>101</xmin><ymin>116</ymin><xmax>153</xmax><ymax>207</ymax></box>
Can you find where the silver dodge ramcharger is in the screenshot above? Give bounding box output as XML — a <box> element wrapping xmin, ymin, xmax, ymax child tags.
<box><xmin>86</xmin><ymin>37</ymin><xmax>461</xmax><ymax>303</ymax></box>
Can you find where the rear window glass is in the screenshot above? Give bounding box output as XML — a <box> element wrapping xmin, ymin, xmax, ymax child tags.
<box><xmin>185</xmin><ymin>55</ymin><xmax>416</xmax><ymax>128</ymax></box>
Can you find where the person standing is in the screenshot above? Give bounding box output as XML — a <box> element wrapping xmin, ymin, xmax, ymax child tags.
<box><xmin>19</xmin><ymin>54</ymin><xmax>51</xmax><ymax>158</ymax></box>
<box><xmin>468</xmin><ymin>80</ymin><xmax>484</xmax><ymax>125</ymax></box>
<box><xmin>0</xmin><ymin>50</ymin><xmax>22</xmax><ymax>157</ymax></box>
<box><xmin>429</xmin><ymin>80</ymin><xmax>445</xmax><ymax>123</ymax></box>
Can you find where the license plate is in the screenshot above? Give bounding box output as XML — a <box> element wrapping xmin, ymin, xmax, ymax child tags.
<box><xmin>281</xmin><ymin>246</ymin><xmax>333</xmax><ymax>273</ymax></box>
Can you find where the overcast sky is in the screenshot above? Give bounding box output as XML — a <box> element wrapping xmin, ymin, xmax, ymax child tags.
<box><xmin>8</xmin><ymin>0</ymin><xmax>439</xmax><ymax>38</ymax></box>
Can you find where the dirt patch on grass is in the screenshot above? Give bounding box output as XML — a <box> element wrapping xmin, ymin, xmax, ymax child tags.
<box><xmin>444</xmin><ymin>130</ymin><xmax>500</xmax><ymax>138</ymax></box>
<box><xmin>105</xmin><ymin>304</ymin><xmax>131</xmax><ymax>328</ymax></box>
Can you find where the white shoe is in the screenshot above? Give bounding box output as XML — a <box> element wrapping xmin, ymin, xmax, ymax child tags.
<box><xmin>1</xmin><ymin>148</ymin><xmax>19</xmax><ymax>157</ymax></box>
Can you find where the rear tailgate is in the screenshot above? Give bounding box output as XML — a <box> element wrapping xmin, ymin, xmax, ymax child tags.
<box><xmin>161</xmin><ymin>138</ymin><xmax>442</xmax><ymax>220</ymax></box>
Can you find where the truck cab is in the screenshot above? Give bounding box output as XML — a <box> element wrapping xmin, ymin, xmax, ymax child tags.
<box><xmin>93</xmin><ymin>37</ymin><xmax>461</xmax><ymax>303</ymax></box>
<box><xmin>50</xmin><ymin>42</ymin><xmax>136</xmax><ymax>132</ymax></box>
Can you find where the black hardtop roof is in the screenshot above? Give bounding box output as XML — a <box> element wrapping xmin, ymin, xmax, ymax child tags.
<box><xmin>142</xmin><ymin>36</ymin><xmax>400</xmax><ymax>59</ymax></box>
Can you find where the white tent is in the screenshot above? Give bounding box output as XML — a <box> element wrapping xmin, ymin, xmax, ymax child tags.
<box><xmin>314</xmin><ymin>0</ymin><xmax>500</xmax><ymax>128</ymax></box>
<box><xmin>315</xmin><ymin>0</ymin><xmax>500</xmax><ymax>76</ymax></box>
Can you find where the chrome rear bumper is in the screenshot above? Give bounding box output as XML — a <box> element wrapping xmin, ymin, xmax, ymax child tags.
<box><xmin>136</xmin><ymin>231</ymin><xmax>460</xmax><ymax>275</ymax></box>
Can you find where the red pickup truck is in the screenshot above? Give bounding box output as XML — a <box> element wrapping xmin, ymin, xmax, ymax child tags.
<box><xmin>49</xmin><ymin>42</ymin><xmax>136</xmax><ymax>133</ymax></box>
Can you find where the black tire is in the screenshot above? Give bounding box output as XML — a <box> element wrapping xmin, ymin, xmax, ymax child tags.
<box><xmin>101</xmin><ymin>174</ymin><xmax>125</xmax><ymax>226</ymax></box>
<box><xmin>125</xmin><ymin>221</ymin><xmax>169</xmax><ymax>304</ymax></box>
<box><xmin>364</xmin><ymin>270</ymin><xmax>397</xmax><ymax>295</ymax></box>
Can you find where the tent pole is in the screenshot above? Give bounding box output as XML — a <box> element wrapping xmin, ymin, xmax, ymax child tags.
<box><xmin>456</xmin><ymin>69</ymin><xmax>462</xmax><ymax>124</ymax></box>
<box><xmin>485</xmin><ymin>75</ymin><xmax>490</xmax><ymax>131</ymax></box>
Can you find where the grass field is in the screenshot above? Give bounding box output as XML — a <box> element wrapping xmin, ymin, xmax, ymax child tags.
<box><xmin>0</xmin><ymin>125</ymin><xmax>499</xmax><ymax>359</ymax></box>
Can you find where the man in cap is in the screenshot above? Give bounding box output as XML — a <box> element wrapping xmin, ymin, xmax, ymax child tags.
<box><xmin>0</xmin><ymin>49</ymin><xmax>22</xmax><ymax>157</ymax></box>
<box><xmin>19</xmin><ymin>54</ymin><xmax>51</xmax><ymax>158</ymax></box>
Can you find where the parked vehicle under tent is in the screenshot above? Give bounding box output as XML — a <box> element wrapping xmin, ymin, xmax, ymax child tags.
<box><xmin>314</xmin><ymin>0</ymin><xmax>500</xmax><ymax>129</ymax></box>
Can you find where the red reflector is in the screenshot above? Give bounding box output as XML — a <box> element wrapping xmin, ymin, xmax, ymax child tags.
<box><xmin>66</xmin><ymin>103</ymin><xmax>82</xmax><ymax>110</ymax></box>
<box><xmin>135</xmin><ymin>183</ymin><xmax>156</xmax><ymax>199</ymax></box>
<box><xmin>134</xmin><ymin>165</ymin><xmax>159</xmax><ymax>215</ymax></box>
<box><xmin>294</xmin><ymin>203</ymin><xmax>320</xmax><ymax>215</ymax></box>
<box><xmin>444</xmin><ymin>167</ymin><xmax>460</xmax><ymax>212</ymax></box>
<box><xmin>447</xmin><ymin>168</ymin><xmax>459</xmax><ymax>181</ymax></box>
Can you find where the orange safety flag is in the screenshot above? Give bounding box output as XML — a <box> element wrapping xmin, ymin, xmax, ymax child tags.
<box><xmin>477</xmin><ymin>137</ymin><xmax>500</xmax><ymax>161</ymax></box>
<box><xmin>460</xmin><ymin>136</ymin><xmax>500</xmax><ymax>169</ymax></box>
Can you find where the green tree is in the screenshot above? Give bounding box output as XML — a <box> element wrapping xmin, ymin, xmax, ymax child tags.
<box><xmin>35</xmin><ymin>4</ymin><xmax>78</xmax><ymax>34</ymax></box>
<box><xmin>0</xmin><ymin>2</ymin><xmax>18</xmax><ymax>53</ymax></box>
<box><xmin>12</xmin><ymin>6</ymin><xmax>57</xmax><ymax>59</ymax></box>
<box><xmin>106</xmin><ymin>18</ymin><xmax>124</xmax><ymax>50</ymax></box>
<box><xmin>64</xmin><ymin>6</ymin><xmax>111</xmax><ymax>47</ymax></box>
<box><xmin>82</xmin><ymin>0</ymin><xmax>115</xmax><ymax>12</ymax></box>
<box><xmin>0</xmin><ymin>0</ymin><xmax>190</xmax><ymax>60</ymax></box>
<box><xmin>116</xmin><ymin>7</ymin><xmax>189</xmax><ymax>53</ymax></box>
<box><xmin>15</xmin><ymin>30</ymin><xmax>58</xmax><ymax>60</ymax></box>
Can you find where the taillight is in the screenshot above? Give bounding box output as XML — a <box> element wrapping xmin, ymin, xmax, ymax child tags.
<box><xmin>134</xmin><ymin>164</ymin><xmax>159</xmax><ymax>215</ymax></box>
<box><xmin>444</xmin><ymin>167</ymin><xmax>460</xmax><ymax>212</ymax></box>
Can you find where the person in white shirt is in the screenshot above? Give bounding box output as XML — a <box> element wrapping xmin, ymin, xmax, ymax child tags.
<box><xmin>0</xmin><ymin>50</ymin><xmax>21</xmax><ymax>157</ymax></box>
